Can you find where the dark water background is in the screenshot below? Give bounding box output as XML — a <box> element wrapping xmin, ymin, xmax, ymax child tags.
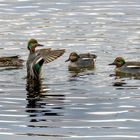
<box><xmin>0</xmin><ymin>0</ymin><xmax>140</xmax><ymax>139</ymax></box>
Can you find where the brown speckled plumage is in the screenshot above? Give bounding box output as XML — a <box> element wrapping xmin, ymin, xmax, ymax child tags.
<box><xmin>0</xmin><ymin>55</ymin><xmax>24</xmax><ymax>67</ymax></box>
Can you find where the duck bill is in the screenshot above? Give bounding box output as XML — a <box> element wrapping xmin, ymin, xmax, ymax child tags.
<box><xmin>37</xmin><ymin>43</ymin><xmax>44</xmax><ymax>46</ymax></box>
<box><xmin>109</xmin><ymin>62</ymin><xmax>115</xmax><ymax>65</ymax></box>
<box><xmin>65</xmin><ymin>59</ymin><xmax>70</xmax><ymax>62</ymax></box>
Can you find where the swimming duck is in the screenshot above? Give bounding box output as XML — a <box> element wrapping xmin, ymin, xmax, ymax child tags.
<box><xmin>65</xmin><ymin>52</ymin><xmax>97</xmax><ymax>71</ymax></box>
<box><xmin>26</xmin><ymin>39</ymin><xmax>65</xmax><ymax>80</ymax></box>
<box><xmin>0</xmin><ymin>55</ymin><xmax>24</xmax><ymax>67</ymax></box>
<box><xmin>109</xmin><ymin>57</ymin><xmax>140</xmax><ymax>77</ymax></box>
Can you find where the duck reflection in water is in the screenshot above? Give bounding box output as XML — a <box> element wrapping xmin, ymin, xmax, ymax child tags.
<box><xmin>109</xmin><ymin>75</ymin><xmax>139</xmax><ymax>90</ymax></box>
<box><xmin>26</xmin><ymin>78</ymin><xmax>64</xmax><ymax>124</ymax></box>
<box><xmin>68</xmin><ymin>67</ymin><xmax>96</xmax><ymax>78</ymax></box>
<box><xmin>26</xmin><ymin>78</ymin><xmax>46</xmax><ymax>121</ymax></box>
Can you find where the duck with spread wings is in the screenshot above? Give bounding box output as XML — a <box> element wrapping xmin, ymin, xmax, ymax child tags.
<box><xmin>26</xmin><ymin>39</ymin><xmax>65</xmax><ymax>80</ymax></box>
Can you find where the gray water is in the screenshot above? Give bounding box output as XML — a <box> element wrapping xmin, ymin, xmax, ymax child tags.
<box><xmin>0</xmin><ymin>0</ymin><xmax>140</xmax><ymax>139</ymax></box>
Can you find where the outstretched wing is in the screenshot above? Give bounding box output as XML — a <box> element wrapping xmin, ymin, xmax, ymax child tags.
<box><xmin>37</xmin><ymin>49</ymin><xmax>65</xmax><ymax>63</ymax></box>
<box><xmin>31</xmin><ymin>48</ymin><xmax>65</xmax><ymax>79</ymax></box>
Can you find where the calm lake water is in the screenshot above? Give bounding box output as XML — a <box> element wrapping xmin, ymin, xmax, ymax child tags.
<box><xmin>0</xmin><ymin>0</ymin><xmax>140</xmax><ymax>139</ymax></box>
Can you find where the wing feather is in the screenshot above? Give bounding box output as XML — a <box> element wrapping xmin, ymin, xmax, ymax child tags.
<box><xmin>37</xmin><ymin>49</ymin><xmax>65</xmax><ymax>64</ymax></box>
<box><xmin>79</xmin><ymin>53</ymin><xmax>97</xmax><ymax>59</ymax></box>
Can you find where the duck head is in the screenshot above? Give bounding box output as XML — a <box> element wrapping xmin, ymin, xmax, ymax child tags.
<box><xmin>65</xmin><ymin>52</ymin><xmax>80</xmax><ymax>62</ymax></box>
<box><xmin>27</xmin><ymin>39</ymin><xmax>43</xmax><ymax>52</ymax></box>
<box><xmin>109</xmin><ymin>57</ymin><xmax>125</xmax><ymax>67</ymax></box>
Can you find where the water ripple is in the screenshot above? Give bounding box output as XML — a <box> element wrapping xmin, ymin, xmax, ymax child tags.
<box><xmin>0</xmin><ymin>0</ymin><xmax>140</xmax><ymax>139</ymax></box>
<box><xmin>88</xmin><ymin>110</ymin><xmax>128</xmax><ymax>115</ymax></box>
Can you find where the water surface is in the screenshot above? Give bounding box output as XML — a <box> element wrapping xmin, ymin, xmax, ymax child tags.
<box><xmin>0</xmin><ymin>0</ymin><xmax>140</xmax><ymax>139</ymax></box>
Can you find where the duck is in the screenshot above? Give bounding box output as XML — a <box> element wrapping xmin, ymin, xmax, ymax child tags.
<box><xmin>0</xmin><ymin>55</ymin><xmax>24</xmax><ymax>67</ymax></box>
<box><xmin>109</xmin><ymin>57</ymin><xmax>140</xmax><ymax>77</ymax></box>
<box><xmin>26</xmin><ymin>39</ymin><xmax>65</xmax><ymax>80</ymax></box>
<box><xmin>65</xmin><ymin>52</ymin><xmax>97</xmax><ymax>71</ymax></box>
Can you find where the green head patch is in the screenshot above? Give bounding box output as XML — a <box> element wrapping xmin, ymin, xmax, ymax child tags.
<box><xmin>27</xmin><ymin>39</ymin><xmax>38</xmax><ymax>50</ymax></box>
<box><xmin>118</xmin><ymin>59</ymin><xmax>125</xmax><ymax>65</ymax></box>
<box><xmin>115</xmin><ymin>57</ymin><xmax>125</xmax><ymax>67</ymax></box>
